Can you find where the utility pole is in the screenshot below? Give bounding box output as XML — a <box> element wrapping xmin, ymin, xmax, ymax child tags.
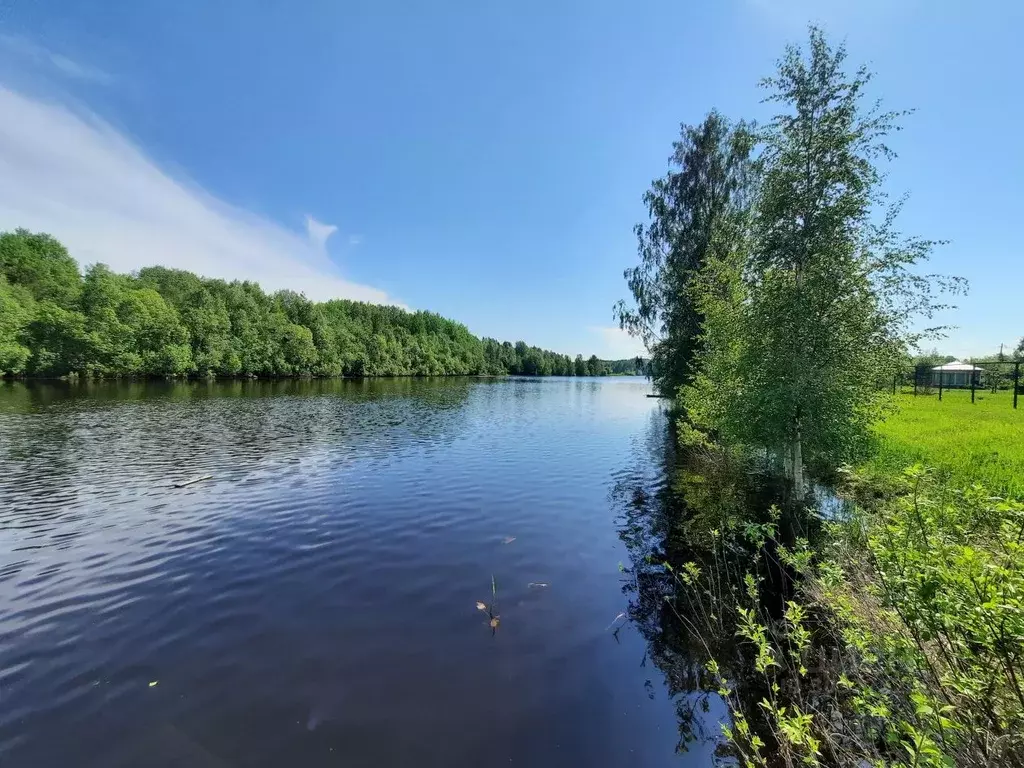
<box><xmin>971</xmin><ymin>358</ymin><xmax>976</xmax><ymax>404</ymax></box>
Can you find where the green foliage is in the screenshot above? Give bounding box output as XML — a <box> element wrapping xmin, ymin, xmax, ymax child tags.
<box><xmin>574</xmin><ymin>354</ymin><xmax>587</xmax><ymax>376</ymax></box>
<box><xmin>659</xmin><ymin>512</ymin><xmax>828</xmax><ymax>768</ymax></box>
<box><xmin>660</xmin><ymin>460</ymin><xmax>1024</xmax><ymax>767</ymax></box>
<box><xmin>616</xmin><ymin>110</ymin><xmax>754</xmax><ymax>398</ymax></box>
<box><xmin>678</xmin><ymin>27</ymin><xmax>960</xmax><ymax>495</ymax></box>
<box><xmin>81</xmin><ymin>265</ymin><xmax>194</xmax><ymax>376</ymax></box>
<box><xmin>0</xmin><ymin>229</ymin><xmax>82</xmax><ymax>305</ymax></box>
<box><xmin>0</xmin><ymin>275</ymin><xmax>33</xmax><ymax>374</ymax></box>
<box><xmin>0</xmin><ymin>229</ymin><xmax>604</xmax><ymax>379</ymax></box>
<box><xmin>27</xmin><ymin>301</ymin><xmax>92</xmax><ymax>377</ymax></box>
<box><xmin>604</xmin><ymin>357</ymin><xmax>645</xmax><ymax>375</ymax></box>
<box><xmin>675</xmin><ymin>230</ymin><xmax>749</xmax><ymax>446</ymax></box>
<box><xmin>912</xmin><ymin>349</ymin><xmax>957</xmax><ymax>369</ymax></box>
<box><xmin>624</xmin><ymin>27</ymin><xmax>1002</xmax><ymax>766</ymax></box>
<box><xmin>861</xmin><ymin>467</ymin><xmax>1024</xmax><ymax>761</ymax></box>
<box><xmin>136</xmin><ymin>267</ymin><xmax>234</xmax><ymax>375</ymax></box>
<box><xmin>802</xmin><ymin>467</ymin><xmax>1024</xmax><ymax>766</ymax></box>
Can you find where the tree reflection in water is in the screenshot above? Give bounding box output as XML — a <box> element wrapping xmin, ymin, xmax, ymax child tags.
<box><xmin>612</xmin><ymin>408</ymin><xmax>806</xmax><ymax>762</ymax></box>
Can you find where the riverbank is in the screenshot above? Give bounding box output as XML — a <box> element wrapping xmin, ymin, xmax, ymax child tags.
<box><xmin>2</xmin><ymin>372</ymin><xmax>511</xmax><ymax>382</ymax></box>
<box><xmin>656</xmin><ymin>393</ymin><xmax>1024</xmax><ymax>767</ymax></box>
<box><xmin>797</xmin><ymin>401</ymin><xmax>1024</xmax><ymax>767</ymax></box>
<box><xmin>0</xmin><ymin>372</ymin><xmax>638</xmax><ymax>384</ymax></box>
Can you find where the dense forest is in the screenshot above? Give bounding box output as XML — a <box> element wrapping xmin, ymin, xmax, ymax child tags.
<box><xmin>0</xmin><ymin>229</ymin><xmax>638</xmax><ymax>379</ymax></box>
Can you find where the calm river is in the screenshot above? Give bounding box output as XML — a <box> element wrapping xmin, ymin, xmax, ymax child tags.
<box><xmin>0</xmin><ymin>377</ymin><xmax>727</xmax><ymax>767</ymax></box>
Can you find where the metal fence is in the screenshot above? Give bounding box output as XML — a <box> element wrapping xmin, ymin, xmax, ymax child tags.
<box><xmin>892</xmin><ymin>360</ymin><xmax>1022</xmax><ymax>410</ymax></box>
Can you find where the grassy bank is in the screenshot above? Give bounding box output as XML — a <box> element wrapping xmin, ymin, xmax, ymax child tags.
<box><xmin>669</xmin><ymin>390</ymin><xmax>1024</xmax><ymax>766</ymax></box>
<box><xmin>868</xmin><ymin>389</ymin><xmax>1023</xmax><ymax>496</ymax></box>
<box><xmin>783</xmin><ymin>390</ymin><xmax>1024</xmax><ymax>765</ymax></box>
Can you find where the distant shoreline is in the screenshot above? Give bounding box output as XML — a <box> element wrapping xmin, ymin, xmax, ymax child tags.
<box><xmin>1</xmin><ymin>372</ymin><xmax>646</xmax><ymax>383</ymax></box>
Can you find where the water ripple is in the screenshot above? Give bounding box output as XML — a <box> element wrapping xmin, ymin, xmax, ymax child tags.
<box><xmin>0</xmin><ymin>377</ymin><xmax>709</xmax><ymax>767</ymax></box>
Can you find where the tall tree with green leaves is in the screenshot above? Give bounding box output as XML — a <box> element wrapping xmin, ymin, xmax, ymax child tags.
<box><xmin>616</xmin><ymin>111</ymin><xmax>754</xmax><ymax>397</ymax></box>
<box><xmin>0</xmin><ymin>275</ymin><xmax>33</xmax><ymax>375</ymax></box>
<box><xmin>0</xmin><ymin>229</ymin><xmax>82</xmax><ymax>306</ymax></box>
<box><xmin>574</xmin><ymin>354</ymin><xmax>586</xmax><ymax>377</ymax></box>
<box><xmin>684</xmin><ymin>27</ymin><xmax>961</xmax><ymax>495</ymax></box>
<box><xmin>137</xmin><ymin>267</ymin><xmax>234</xmax><ymax>376</ymax></box>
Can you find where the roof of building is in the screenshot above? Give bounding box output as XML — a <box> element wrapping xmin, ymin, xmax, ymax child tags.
<box><xmin>931</xmin><ymin>360</ymin><xmax>982</xmax><ymax>371</ymax></box>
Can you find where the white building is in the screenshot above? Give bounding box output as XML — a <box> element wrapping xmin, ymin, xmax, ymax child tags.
<box><xmin>929</xmin><ymin>360</ymin><xmax>982</xmax><ymax>388</ymax></box>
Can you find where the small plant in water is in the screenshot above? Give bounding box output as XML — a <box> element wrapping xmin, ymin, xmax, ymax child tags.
<box><xmin>476</xmin><ymin>575</ymin><xmax>500</xmax><ymax>633</ymax></box>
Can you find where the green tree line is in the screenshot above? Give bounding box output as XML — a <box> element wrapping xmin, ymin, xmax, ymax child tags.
<box><xmin>0</xmin><ymin>229</ymin><xmax>626</xmax><ymax>379</ymax></box>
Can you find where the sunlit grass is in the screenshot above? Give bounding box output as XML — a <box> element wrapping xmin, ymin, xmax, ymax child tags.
<box><xmin>868</xmin><ymin>389</ymin><xmax>1024</xmax><ymax>497</ymax></box>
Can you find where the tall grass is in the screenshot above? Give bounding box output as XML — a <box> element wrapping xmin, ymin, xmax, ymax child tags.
<box><xmin>868</xmin><ymin>389</ymin><xmax>1024</xmax><ymax>497</ymax></box>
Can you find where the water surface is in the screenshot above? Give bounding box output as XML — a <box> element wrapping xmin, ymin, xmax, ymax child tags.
<box><xmin>0</xmin><ymin>377</ymin><xmax>725</xmax><ymax>766</ymax></box>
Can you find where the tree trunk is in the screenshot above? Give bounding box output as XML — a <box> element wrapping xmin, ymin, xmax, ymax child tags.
<box><xmin>792</xmin><ymin>435</ymin><xmax>804</xmax><ymax>498</ymax></box>
<box><xmin>789</xmin><ymin>416</ymin><xmax>805</xmax><ymax>500</ymax></box>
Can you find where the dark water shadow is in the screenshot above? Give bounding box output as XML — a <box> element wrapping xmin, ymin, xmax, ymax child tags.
<box><xmin>611</xmin><ymin>413</ymin><xmax>823</xmax><ymax>761</ymax></box>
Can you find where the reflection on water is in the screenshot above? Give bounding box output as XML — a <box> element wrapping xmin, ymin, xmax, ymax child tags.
<box><xmin>611</xmin><ymin>412</ymin><xmax>734</xmax><ymax>760</ymax></box>
<box><xmin>612</xmin><ymin>411</ymin><xmax>826</xmax><ymax>765</ymax></box>
<box><xmin>0</xmin><ymin>376</ymin><xmax>731</xmax><ymax>767</ymax></box>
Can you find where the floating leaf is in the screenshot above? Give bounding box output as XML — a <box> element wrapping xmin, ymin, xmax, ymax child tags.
<box><xmin>489</xmin><ymin>617</ymin><xmax>500</xmax><ymax>629</ymax></box>
<box><xmin>148</xmin><ymin>681</ymin><xmax>159</xmax><ymax>688</ymax></box>
<box><xmin>528</xmin><ymin>582</ymin><xmax>549</xmax><ymax>588</ymax></box>
<box><xmin>476</xmin><ymin>601</ymin><xmax>487</xmax><ymax>611</ymax></box>
<box><xmin>501</xmin><ymin>536</ymin><xmax>516</xmax><ymax>545</ymax></box>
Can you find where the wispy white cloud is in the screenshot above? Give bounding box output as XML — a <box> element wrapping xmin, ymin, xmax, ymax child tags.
<box><xmin>304</xmin><ymin>214</ymin><xmax>338</xmax><ymax>250</ymax></box>
<box><xmin>47</xmin><ymin>52</ymin><xmax>111</xmax><ymax>84</ymax></box>
<box><xmin>0</xmin><ymin>34</ymin><xmax>111</xmax><ymax>84</ymax></box>
<box><xmin>0</xmin><ymin>83</ymin><xmax>402</xmax><ymax>306</ymax></box>
<box><xmin>589</xmin><ymin>326</ymin><xmax>647</xmax><ymax>361</ymax></box>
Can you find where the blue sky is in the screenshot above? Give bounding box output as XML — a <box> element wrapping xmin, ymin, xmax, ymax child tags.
<box><xmin>0</xmin><ymin>0</ymin><xmax>1019</xmax><ymax>359</ymax></box>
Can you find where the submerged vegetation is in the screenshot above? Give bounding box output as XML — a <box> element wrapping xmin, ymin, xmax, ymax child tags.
<box><xmin>618</xmin><ymin>24</ymin><xmax>1020</xmax><ymax>768</ymax></box>
<box><xmin>636</xmin><ymin>460</ymin><xmax>1024</xmax><ymax>767</ymax></box>
<box><xmin>0</xmin><ymin>229</ymin><xmax>640</xmax><ymax>379</ymax></box>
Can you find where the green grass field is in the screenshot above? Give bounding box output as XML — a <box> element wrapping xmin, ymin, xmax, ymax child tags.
<box><xmin>868</xmin><ymin>388</ymin><xmax>1024</xmax><ymax>497</ymax></box>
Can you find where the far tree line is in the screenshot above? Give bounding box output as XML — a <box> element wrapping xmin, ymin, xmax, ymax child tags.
<box><xmin>0</xmin><ymin>229</ymin><xmax>642</xmax><ymax>379</ymax></box>
<box><xmin>912</xmin><ymin>345</ymin><xmax>1024</xmax><ymax>366</ymax></box>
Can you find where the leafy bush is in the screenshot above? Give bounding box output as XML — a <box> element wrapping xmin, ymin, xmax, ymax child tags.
<box><xmin>663</xmin><ymin>466</ymin><xmax>1024</xmax><ymax>767</ymax></box>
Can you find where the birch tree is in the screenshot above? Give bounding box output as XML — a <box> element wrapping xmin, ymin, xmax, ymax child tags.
<box><xmin>616</xmin><ymin>111</ymin><xmax>754</xmax><ymax>397</ymax></box>
<box><xmin>684</xmin><ymin>28</ymin><xmax>961</xmax><ymax>495</ymax></box>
